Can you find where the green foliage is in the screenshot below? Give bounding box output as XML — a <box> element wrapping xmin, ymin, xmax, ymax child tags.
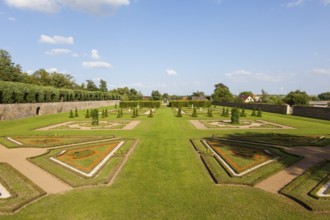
<box><xmin>0</xmin><ymin>81</ymin><xmax>118</xmax><ymax>104</ymax></box>
<box><xmin>221</xmin><ymin>107</ymin><xmax>225</xmax><ymax>116</ymax></box>
<box><xmin>74</xmin><ymin>108</ymin><xmax>79</xmax><ymax>117</ymax></box>
<box><xmin>91</xmin><ymin>109</ymin><xmax>99</xmax><ymax>125</ymax></box>
<box><xmin>284</xmin><ymin>90</ymin><xmax>310</xmax><ymax>106</ymax></box>
<box><xmin>148</xmin><ymin>109</ymin><xmax>153</xmax><ymax>118</ymax></box>
<box><xmin>211</xmin><ymin>83</ymin><xmax>234</xmax><ymax>102</ymax></box>
<box><xmin>318</xmin><ymin>92</ymin><xmax>330</xmax><ymax>101</ymax></box>
<box><xmin>120</xmin><ymin>101</ymin><xmax>161</xmax><ymax>109</ymax></box>
<box><xmin>69</xmin><ymin>110</ymin><xmax>74</xmax><ymax>118</ymax></box>
<box><xmin>132</xmin><ymin>108</ymin><xmax>139</xmax><ymax>118</ymax></box>
<box><xmin>169</xmin><ymin>100</ymin><xmax>211</xmax><ymax>108</ymax></box>
<box><xmin>251</xmin><ymin>106</ymin><xmax>257</xmax><ymax>116</ymax></box>
<box><xmin>104</xmin><ymin>108</ymin><xmax>109</xmax><ymax>117</ymax></box>
<box><xmin>192</xmin><ymin>107</ymin><xmax>198</xmax><ymax>117</ymax></box>
<box><xmin>224</xmin><ymin>108</ymin><xmax>229</xmax><ymax>117</ymax></box>
<box><xmin>177</xmin><ymin>107</ymin><xmax>182</xmax><ymax>117</ymax></box>
<box><xmin>85</xmin><ymin>109</ymin><xmax>90</xmax><ymax>118</ymax></box>
<box><xmin>207</xmin><ymin>108</ymin><xmax>213</xmax><ymax>117</ymax></box>
<box><xmin>240</xmin><ymin>107</ymin><xmax>246</xmax><ymax>117</ymax></box>
<box><xmin>257</xmin><ymin>108</ymin><xmax>262</xmax><ymax>117</ymax></box>
<box><xmin>151</xmin><ymin>90</ymin><xmax>162</xmax><ymax>100</ymax></box>
<box><xmin>231</xmin><ymin>107</ymin><xmax>240</xmax><ymax>124</ymax></box>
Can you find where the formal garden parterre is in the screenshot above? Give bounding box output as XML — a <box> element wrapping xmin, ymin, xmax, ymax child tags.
<box><xmin>0</xmin><ymin>103</ymin><xmax>329</xmax><ymax>219</ymax></box>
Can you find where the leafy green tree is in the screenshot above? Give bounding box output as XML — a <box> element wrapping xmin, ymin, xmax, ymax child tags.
<box><xmin>284</xmin><ymin>90</ymin><xmax>309</xmax><ymax>106</ymax></box>
<box><xmin>0</xmin><ymin>49</ymin><xmax>23</xmax><ymax>82</ymax></box>
<box><xmin>151</xmin><ymin>90</ymin><xmax>162</xmax><ymax>100</ymax></box>
<box><xmin>86</xmin><ymin>80</ymin><xmax>98</xmax><ymax>91</ymax></box>
<box><xmin>318</xmin><ymin>92</ymin><xmax>330</xmax><ymax>101</ymax></box>
<box><xmin>99</xmin><ymin>79</ymin><xmax>108</xmax><ymax>92</ymax></box>
<box><xmin>211</xmin><ymin>83</ymin><xmax>234</xmax><ymax>102</ymax></box>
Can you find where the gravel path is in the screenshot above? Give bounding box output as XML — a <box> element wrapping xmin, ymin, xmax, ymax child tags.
<box><xmin>255</xmin><ymin>146</ymin><xmax>330</xmax><ymax>193</ymax></box>
<box><xmin>0</xmin><ymin>144</ymin><xmax>72</xmax><ymax>194</ymax></box>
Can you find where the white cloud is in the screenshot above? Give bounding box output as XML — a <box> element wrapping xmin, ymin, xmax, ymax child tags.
<box><xmin>40</xmin><ymin>34</ymin><xmax>74</xmax><ymax>45</ymax></box>
<box><xmin>4</xmin><ymin>0</ymin><xmax>130</xmax><ymax>14</ymax></box>
<box><xmin>4</xmin><ymin>0</ymin><xmax>60</xmax><ymax>13</ymax></box>
<box><xmin>59</xmin><ymin>0</ymin><xmax>130</xmax><ymax>15</ymax></box>
<box><xmin>45</xmin><ymin>48</ymin><xmax>72</xmax><ymax>56</ymax></box>
<box><xmin>82</xmin><ymin>61</ymin><xmax>113</xmax><ymax>68</ymax></box>
<box><xmin>91</xmin><ymin>49</ymin><xmax>100</xmax><ymax>59</ymax></box>
<box><xmin>286</xmin><ymin>0</ymin><xmax>305</xmax><ymax>8</ymax></box>
<box><xmin>46</xmin><ymin>67</ymin><xmax>59</xmax><ymax>73</ymax></box>
<box><xmin>312</xmin><ymin>68</ymin><xmax>330</xmax><ymax>75</ymax></box>
<box><xmin>166</xmin><ymin>69</ymin><xmax>177</xmax><ymax>76</ymax></box>
<box><xmin>225</xmin><ymin>69</ymin><xmax>289</xmax><ymax>82</ymax></box>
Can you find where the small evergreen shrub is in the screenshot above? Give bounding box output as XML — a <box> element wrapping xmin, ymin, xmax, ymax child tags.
<box><xmin>257</xmin><ymin>108</ymin><xmax>262</xmax><ymax>117</ymax></box>
<box><xmin>74</xmin><ymin>108</ymin><xmax>79</xmax><ymax>117</ymax></box>
<box><xmin>240</xmin><ymin>107</ymin><xmax>246</xmax><ymax>117</ymax></box>
<box><xmin>192</xmin><ymin>107</ymin><xmax>197</xmax><ymax>117</ymax></box>
<box><xmin>231</xmin><ymin>107</ymin><xmax>240</xmax><ymax>124</ymax></box>
<box><xmin>69</xmin><ymin>110</ymin><xmax>74</xmax><ymax>118</ymax></box>
<box><xmin>221</xmin><ymin>107</ymin><xmax>225</xmax><ymax>116</ymax></box>
<box><xmin>251</xmin><ymin>106</ymin><xmax>257</xmax><ymax>116</ymax></box>
<box><xmin>177</xmin><ymin>108</ymin><xmax>182</xmax><ymax>117</ymax></box>
<box><xmin>105</xmin><ymin>108</ymin><xmax>109</xmax><ymax>117</ymax></box>
<box><xmin>208</xmin><ymin>108</ymin><xmax>213</xmax><ymax>117</ymax></box>
<box><xmin>224</xmin><ymin>108</ymin><xmax>229</xmax><ymax>117</ymax></box>
<box><xmin>91</xmin><ymin>109</ymin><xmax>99</xmax><ymax>125</ymax></box>
<box><xmin>85</xmin><ymin>109</ymin><xmax>90</xmax><ymax>118</ymax></box>
<box><xmin>148</xmin><ymin>109</ymin><xmax>153</xmax><ymax>118</ymax></box>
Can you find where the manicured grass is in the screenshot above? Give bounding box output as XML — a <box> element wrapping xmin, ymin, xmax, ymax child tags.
<box><xmin>0</xmin><ymin>163</ymin><xmax>46</xmax><ymax>213</ymax></box>
<box><xmin>206</xmin><ymin>140</ymin><xmax>275</xmax><ymax>173</ymax></box>
<box><xmin>0</xmin><ymin>106</ymin><xmax>330</xmax><ymax>219</ymax></box>
<box><xmin>29</xmin><ymin>139</ymin><xmax>135</xmax><ymax>187</ymax></box>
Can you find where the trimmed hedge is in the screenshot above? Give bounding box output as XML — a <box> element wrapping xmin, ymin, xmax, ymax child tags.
<box><xmin>0</xmin><ymin>81</ymin><xmax>119</xmax><ymax>104</ymax></box>
<box><xmin>119</xmin><ymin>101</ymin><xmax>161</xmax><ymax>109</ymax></box>
<box><xmin>169</xmin><ymin>100</ymin><xmax>211</xmax><ymax>108</ymax></box>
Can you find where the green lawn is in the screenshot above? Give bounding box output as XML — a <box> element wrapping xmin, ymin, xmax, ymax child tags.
<box><xmin>0</xmin><ymin>106</ymin><xmax>330</xmax><ymax>219</ymax></box>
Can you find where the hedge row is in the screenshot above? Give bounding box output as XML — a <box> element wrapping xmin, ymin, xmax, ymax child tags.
<box><xmin>0</xmin><ymin>81</ymin><xmax>120</xmax><ymax>104</ymax></box>
<box><xmin>169</xmin><ymin>100</ymin><xmax>211</xmax><ymax>108</ymax></box>
<box><xmin>119</xmin><ymin>101</ymin><xmax>161</xmax><ymax>108</ymax></box>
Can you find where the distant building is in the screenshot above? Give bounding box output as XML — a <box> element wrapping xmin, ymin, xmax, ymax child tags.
<box><xmin>191</xmin><ymin>96</ymin><xmax>211</xmax><ymax>101</ymax></box>
<box><xmin>240</xmin><ymin>95</ymin><xmax>254</xmax><ymax>103</ymax></box>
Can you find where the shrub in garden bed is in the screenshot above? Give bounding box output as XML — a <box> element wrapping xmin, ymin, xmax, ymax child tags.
<box><xmin>280</xmin><ymin>161</ymin><xmax>330</xmax><ymax>211</ymax></box>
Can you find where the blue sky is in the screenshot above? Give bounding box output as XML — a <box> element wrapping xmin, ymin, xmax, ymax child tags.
<box><xmin>1</xmin><ymin>0</ymin><xmax>330</xmax><ymax>96</ymax></box>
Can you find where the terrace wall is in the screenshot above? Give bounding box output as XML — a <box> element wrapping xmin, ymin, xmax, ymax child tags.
<box><xmin>292</xmin><ymin>106</ymin><xmax>330</xmax><ymax>120</ymax></box>
<box><xmin>214</xmin><ymin>102</ymin><xmax>290</xmax><ymax>114</ymax></box>
<box><xmin>0</xmin><ymin>100</ymin><xmax>119</xmax><ymax>120</ymax></box>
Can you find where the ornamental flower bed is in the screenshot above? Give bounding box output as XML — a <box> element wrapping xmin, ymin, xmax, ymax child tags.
<box><xmin>206</xmin><ymin>140</ymin><xmax>275</xmax><ymax>174</ymax></box>
<box><xmin>52</xmin><ymin>141</ymin><xmax>121</xmax><ymax>174</ymax></box>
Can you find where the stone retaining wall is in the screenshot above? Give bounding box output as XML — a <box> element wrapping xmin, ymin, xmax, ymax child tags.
<box><xmin>292</xmin><ymin>106</ymin><xmax>330</xmax><ymax>120</ymax></box>
<box><xmin>0</xmin><ymin>100</ymin><xmax>119</xmax><ymax>120</ymax></box>
<box><xmin>214</xmin><ymin>102</ymin><xmax>290</xmax><ymax>114</ymax></box>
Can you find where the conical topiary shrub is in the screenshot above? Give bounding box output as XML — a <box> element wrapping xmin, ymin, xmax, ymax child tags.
<box><xmin>231</xmin><ymin>107</ymin><xmax>240</xmax><ymax>124</ymax></box>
